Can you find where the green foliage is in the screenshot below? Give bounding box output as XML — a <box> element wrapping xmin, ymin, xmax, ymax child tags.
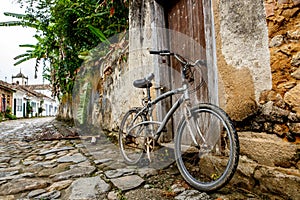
<box><xmin>38</xmin><ymin>100</ymin><xmax>44</xmax><ymax>116</ymax></box>
<box><xmin>38</xmin><ymin>107</ymin><xmax>44</xmax><ymax>115</ymax></box>
<box><xmin>5</xmin><ymin>113</ymin><xmax>17</xmax><ymax>120</ymax></box>
<box><xmin>87</xmin><ymin>25</ymin><xmax>110</xmax><ymax>45</ymax></box>
<box><xmin>1</xmin><ymin>0</ymin><xmax>129</xmax><ymax>99</ymax></box>
<box><xmin>76</xmin><ymin>82</ymin><xmax>92</xmax><ymax>125</ymax></box>
<box><xmin>117</xmin><ymin>189</ymin><xmax>128</xmax><ymax>200</ymax></box>
<box><xmin>5</xmin><ymin>107</ymin><xmax>17</xmax><ymax>120</ymax></box>
<box><xmin>5</xmin><ymin>106</ymin><xmax>12</xmax><ymax>115</ymax></box>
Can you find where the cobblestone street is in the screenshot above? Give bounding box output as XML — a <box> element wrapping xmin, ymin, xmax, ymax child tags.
<box><xmin>0</xmin><ymin>118</ymin><xmax>279</xmax><ymax>200</ymax></box>
<box><xmin>0</xmin><ymin>118</ymin><xmax>209</xmax><ymax>200</ymax></box>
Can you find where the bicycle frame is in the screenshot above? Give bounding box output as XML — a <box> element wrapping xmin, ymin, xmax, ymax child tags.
<box><xmin>126</xmin><ymin>50</ymin><xmax>208</xmax><ymax>146</ymax></box>
<box><xmin>127</xmin><ymin>85</ymin><xmax>187</xmax><ymax>141</ymax></box>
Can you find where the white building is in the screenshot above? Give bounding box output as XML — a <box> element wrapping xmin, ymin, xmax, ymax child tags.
<box><xmin>0</xmin><ymin>70</ymin><xmax>59</xmax><ymax>118</ymax></box>
<box><xmin>12</xmin><ymin>86</ymin><xmax>27</xmax><ymax>118</ymax></box>
<box><xmin>24</xmin><ymin>84</ymin><xmax>58</xmax><ymax>116</ymax></box>
<box><xmin>12</xmin><ymin>70</ymin><xmax>29</xmax><ymax>86</ymax></box>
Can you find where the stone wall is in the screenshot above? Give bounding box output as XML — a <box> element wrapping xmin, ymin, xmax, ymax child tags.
<box><xmin>56</xmin><ymin>94</ymin><xmax>73</xmax><ymax>122</ymax></box>
<box><xmin>236</xmin><ymin>0</ymin><xmax>300</xmax><ymax>141</ymax></box>
<box><xmin>265</xmin><ymin>0</ymin><xmax>300</xmax><ymax>109</ymax></box>
<box><xmin>72</xmin><ymin>36</ymin><xmax>130</xmax><ymax>133</ymax></box>
<box><xmin>69</xmin><ymin>0</ymin><xmax>167</xmax><ymax>134</ymax></box>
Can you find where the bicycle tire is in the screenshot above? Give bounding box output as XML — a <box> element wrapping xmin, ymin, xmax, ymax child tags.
<box><xmin>119</xmin><ymin>107</ymin><xmax>146</xmax><ymax>165</ymax></box>
<box><xmin>175</xmin><ymin>103</ymin><xmax>239</xmax><ymax>192</ymax></box>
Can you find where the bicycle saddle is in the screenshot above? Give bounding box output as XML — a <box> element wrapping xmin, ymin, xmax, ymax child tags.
<box><xmin>133</xmin><ymin>73</ymin><xmax>154</xmax><ymax>88</ymax></box>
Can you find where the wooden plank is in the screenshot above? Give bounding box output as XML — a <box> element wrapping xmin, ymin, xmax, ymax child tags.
<box><xmin>164</xmin><ymin>0</ymin><xmax>210</xmax><ymax>142</ymax></box>
<box><xmin>202</xmin><ymin>0</ymin><xmax>218</xmax><ymax>105</ymax></box>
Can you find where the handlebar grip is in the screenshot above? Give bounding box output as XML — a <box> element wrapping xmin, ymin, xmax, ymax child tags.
<box><xmin>149</xmin><ymin>50</ymin><xmax>171</xmax><ymax>55</ymax></box>
<box><xmin>146</xmin><ymin>73</ymin><xmax>155</xmax><ymax>81</ymax></box>
<box><xmin>149</xmin><ymin>50</ymin><xmax>161</xmax><ymax>55</ymax></box>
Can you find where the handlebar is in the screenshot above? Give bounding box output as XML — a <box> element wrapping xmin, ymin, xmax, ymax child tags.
<box><xmin>149</xmin><ymin>50</ymin><xmax>173</xmax><ymax>55</ymax></box>
<box><xmin>149</xmin><ymin>50</ymin><xmax>206</xmax><ymax>67</ymax></box>
<box><xmin>145</xmin><ymin>73</ymin><xmax>154</xmax><ymax>81</ymax></box>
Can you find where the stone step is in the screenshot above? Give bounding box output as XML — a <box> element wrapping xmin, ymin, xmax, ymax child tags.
<box><xmin>239</xmin><ymin>132</ymin><xmax>299</xmax><ymax>168</ymax></box>
<box><xmin>235</xmin><ymin>132</ymin><xmax>300</xmax><ymax>200</ymax></box>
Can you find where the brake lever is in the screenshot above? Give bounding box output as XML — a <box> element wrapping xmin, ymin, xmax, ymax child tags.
<box><xmin>194</xmin><ymin>60</ymin><xmax>207</xmax><ymax>66</ymax></box>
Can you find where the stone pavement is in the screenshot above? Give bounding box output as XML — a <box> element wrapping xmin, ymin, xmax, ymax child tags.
<box><xmin>0</xmin><ymin>117</ymin><xmax>214</xmax><ymax>200</ymax></box>
<box><xmin>2</xmin><ymin>117</ymin><xmax>297</xmax><ymax>200</ymax></box>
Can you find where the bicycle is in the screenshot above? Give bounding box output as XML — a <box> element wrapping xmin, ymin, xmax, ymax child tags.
<box><xmin>118</xmin><ymin>50</ymin><xmax>239</xmax><ymax>192</ymax></box>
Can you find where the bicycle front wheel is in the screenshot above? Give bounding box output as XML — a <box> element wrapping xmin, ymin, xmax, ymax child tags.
<box><xmin>119</xmin><ymin>108</ymin><xmax>146</xmax><ymax>165</ymax></box>
<box><xmin>175</xmin><ymin>103</ymin><xmax>239</xmax><ymax>192</ymax></box>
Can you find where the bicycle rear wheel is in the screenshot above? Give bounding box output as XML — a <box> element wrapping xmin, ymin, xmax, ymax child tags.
<box><xmin>175</xmin><ymin>103</ymin><xmax>239</xmax><ymax>192</ymax></box>
<box><xmin>119</xmin><ymin>108</ymin><xmax>146</xmax><ymax>165</ymax></box>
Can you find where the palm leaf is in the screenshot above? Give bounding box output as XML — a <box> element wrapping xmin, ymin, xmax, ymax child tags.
<box><xmin>87</xmin><ymin>25</ymin><xmax>110</xmax><ymax>45</ymax></box>
<box><xmin>14</xmin><ymin>57</ymin><xmax>33</xmax><ymax>66</ymax></box>
<box><xmin>14</xmin><ymin>53</ymin><xmax>31</xmax><ymax>60</ymax></box>
<box><xmin>19</xmin><ymin>44</ymin><xmax>36</xmax><ymax>48</ymax></box>
<box><xmin>0</xmin><ymin>21</ymin><xmax>38</xmax><ymax>29</ymax></box>
<box><xmin>0</xmin><ymin>21</ymin><xmax>24</xmax><ymax>26</ymax></box>
<box><xmin>4</xmin><ymin>12</ymin><xmax>27</xmax><ymax>19</ymax></box>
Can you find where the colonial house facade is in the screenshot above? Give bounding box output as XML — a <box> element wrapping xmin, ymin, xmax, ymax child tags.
<box><xmin>12</xmin><ymin>85</ymin><xmax>27</xmax><ymax>118</ymax></box>
<box><xmin>24</xmin><ymin>84</ymin><xmax>58</xmax><ymax>117</ymax></box>
<box><xmin>0</xmin><ymin>71</ymin><xmax>58</xmax><ymax>118</ymax></box>
<box><xmin>0</xmin><ymin>80</ymin><xmax>15</xmax><ymax>113</ymax></box>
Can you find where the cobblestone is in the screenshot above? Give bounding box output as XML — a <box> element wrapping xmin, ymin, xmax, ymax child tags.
<box><xmin>0</xmin><ymin>118</ymin><xmax>188</xmax><ymax>199</ymax></box>
<box><xmin>0</xmin><ymin>117</ymin><xmax>271</xmax><ymax>199</ymax></box>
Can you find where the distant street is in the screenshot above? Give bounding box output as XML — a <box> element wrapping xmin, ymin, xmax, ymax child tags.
<box><xmin>0</xmin><ymin>117</ymin><xmax>56</xmax><ymax>140</ymax></box>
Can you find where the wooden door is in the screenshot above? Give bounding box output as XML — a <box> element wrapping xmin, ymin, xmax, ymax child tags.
<box><xmin>167</xmin><ymin>0</ymin><xmax>206</xmax><ymax>59</ymax></box>
<box><xmin>166</xmin><ymin>0</ymin><xmax>209</xmax><ymax>139</ymax></box>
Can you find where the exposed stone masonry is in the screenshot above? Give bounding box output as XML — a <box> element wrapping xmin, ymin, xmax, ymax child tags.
<box><xmin>72</xmin><ymin>35</ymin><xmax>131</xmax><ymax>132</ymax></box>
<box><xmin>237</xmin><ymin>0</ymin><xmax>300</xmax><ymax>142</ymax></box>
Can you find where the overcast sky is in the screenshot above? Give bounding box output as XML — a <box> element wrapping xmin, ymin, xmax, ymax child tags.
<box><xmin>0</xmin><ymin>0</ymin><xmax>46</xmax><ymax>84</ymax></box>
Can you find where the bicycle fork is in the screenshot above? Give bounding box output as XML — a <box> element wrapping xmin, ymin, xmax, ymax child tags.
<box><xmin>183</xmin><ymin>100</ymin><xmax>207</xmax><ymax>149</ymax></box>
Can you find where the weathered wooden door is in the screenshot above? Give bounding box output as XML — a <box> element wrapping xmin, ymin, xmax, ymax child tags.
<box><xmin>167</xmin><ymin>0</ymin><xmax>206</xmax><ymax>58</ymax></box>
<box><xmin>165</xmin><ymin>0</ymin><xmax>209</xmax><ymax>140</ymax></box>
<box><xmin>167</xmin><ymin>0</ymin><xmax>208</xmax><ymax>100</ymax></box>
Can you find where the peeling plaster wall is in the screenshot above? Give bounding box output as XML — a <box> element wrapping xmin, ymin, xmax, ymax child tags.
<box><xmin>219</xmin><ymin>0</ymin><xmax>272</xmax><ymax>99</ymax></box>
<box><xmin>128</xmin><ymin>0</ymin><xmax>169</xmax><ymax>121</ymax></box>
<box><xmin>214</xmin><ymin>0</ymin><xmax>272</xmax><ymax>120</ymax></box>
